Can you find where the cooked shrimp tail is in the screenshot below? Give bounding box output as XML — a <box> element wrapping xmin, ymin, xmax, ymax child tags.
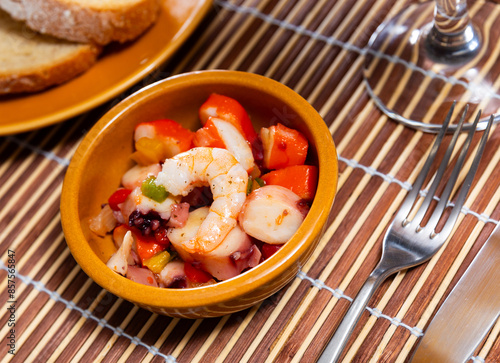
<box><xmin>156</xmin><ymin>147</ymin><xmax>248</xmax><ymax>253</ymax></box>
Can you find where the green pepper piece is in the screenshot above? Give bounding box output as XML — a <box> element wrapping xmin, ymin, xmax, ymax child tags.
<box><xmin>141</xmin><ymin>176</ymin><xmax>169</xmax><ymax>203</ymax></box>
<box><xmin>246</xmin><ymin>176</ymin><xmax>265</xmax><ymax>195</ymax></box>
<box><xmin>255</xmin><ymin>177</ymin><xmax>265</xmax><ymax>187</ymax></box>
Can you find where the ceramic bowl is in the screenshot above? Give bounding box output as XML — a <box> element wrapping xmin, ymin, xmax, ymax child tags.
<box><xmin>61</xmin><ymin>70</ymin><xmax>338</xmax><ymax>318</ymax></box>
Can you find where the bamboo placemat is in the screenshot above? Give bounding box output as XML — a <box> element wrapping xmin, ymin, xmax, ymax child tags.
<box><xmin>1</xmin><ymin>0</ymin><xmax>500</xmax><ymax>362</ymax></box>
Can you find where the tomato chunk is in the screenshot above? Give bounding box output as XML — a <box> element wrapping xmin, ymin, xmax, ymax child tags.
<box><xmin>260</xmin><ymin>123</ymin><xmax>308</xmax><ymax>170</ymax></box>
<box><xmin>184</xmin><ymin>262</ymin><xmax>213</xmax><ymax>283</ymax></box>
<box><xmin>192</xmin><ymin>118</ymin><xmax>226</xmax><ymax>148</ymax></box>
<box><xmin>261</xmin><ymin>165</ymin><xmax>318</xmax><ymax>201</ymax></box>
<box><xmin>108</xmin><ymin>188</ymin><xmax>132</xmax><ymax>211</ymax></box>
<box><xmin>199</xmin><ymin>94</ymin><xmax>258</xmax><ymax>144</ymax></box>
<box><xmin>136</xmin><ymin>236</ymin><xmax>166</xmax><ymax>263</ymax></box>
<box><xmin>132</xmin><ymin>119</ymin><xmax>194</xmax><ymax>164</ymax></box>
<box><xmin>112</xmin><ymin>224</ymin><xmax>167</xmax><ymax>264</ymax></box>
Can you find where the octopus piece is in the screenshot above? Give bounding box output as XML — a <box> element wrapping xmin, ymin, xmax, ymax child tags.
<box><xmin>238</xmin><ymin>185</ymin><xmax>308</xmax><ymax>244</ymax></box>
<box><xmin>168</xmin><ymin>207</ymin><xmax>261</xmax><ymax>281</ymax></box>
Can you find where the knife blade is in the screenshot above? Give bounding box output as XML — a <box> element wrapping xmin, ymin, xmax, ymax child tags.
<box><xmin>411</xmin><ymin>223</ymin><xmax>500</xmax><ymax>363</ymax></box>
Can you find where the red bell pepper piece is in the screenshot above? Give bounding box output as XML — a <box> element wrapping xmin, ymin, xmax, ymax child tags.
<box><xmin>184</xmin><ymin>262</ymin><xmax>213</xmax><ymax>283</ymax></box>
<box><xmin>261</xmin><ymin>165</ymin><xmax>318</xmax><ymax>201</ymax></box>
<box><xmin>136</xmin><ymin>235</ymin><xmax>166</xmax><ymax>263</ymax></box>
<box><xmin>199</xmin><ymin>94</ymin><xmax>258</xmax><ymax>144</ymax></box>
<box><xmin>192</xmin><ymin>118</ymin><xmax>226</xmax><ymax>148</ymax></box>
<box><xmin>260</xmin><ymin>123</ymin><xmax>308</xmax><ymax>170</ymax></box>
<box><xmin>108</xmin><ymin>188</ymin><xmax>132</xmax><ymax>211</ymax></box>
<box><xmin>114</xmin><ymin>224</ymin><xmax>167</xmax><ymax>263</ymax></box>
<box><xmin>135</xmin><ymin>119</ymin><xmax>194</xmax><ymax>149</ymax></box>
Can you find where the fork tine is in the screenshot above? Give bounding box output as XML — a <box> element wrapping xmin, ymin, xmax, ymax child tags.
<box><xmin>422</xmin><ymin>108</ymin><xmax>479</xmax><ymax>235</ymax></box>
<box><xmin>411</xmin><ymin>105</ymin><xmax>469</xmax><ymax>228</ymax></box>
<box><xmin>396</xmin><ymin>103</ymin><xmax>455</xmax><ymax>221</ymax></box>
<box><xmin>434</xmin><ymin>113</ymin><xmax>493</xmax><ymax>238</ymax></box>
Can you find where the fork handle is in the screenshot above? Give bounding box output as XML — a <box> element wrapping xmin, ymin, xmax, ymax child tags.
<box><xmin>318</xmin><ymin>268</ymin><xmax>388</xmax><ymax>363</ymax></box>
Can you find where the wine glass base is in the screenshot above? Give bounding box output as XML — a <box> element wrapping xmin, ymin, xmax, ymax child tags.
<box><xmin>363</xmin><ymin>0</ymin><xmax>500</xmax><ymax>133</ymax></box>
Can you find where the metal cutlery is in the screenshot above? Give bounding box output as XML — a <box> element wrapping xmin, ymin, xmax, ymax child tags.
<box><xmin>411</xmin><ymin>223</ymin><xmax>500</xmax><ymax>362</ymax></box>
<box><xmin>318</xmin><ymin>104</ymin><xmax>493</xmax><ymax>363</ymax></box>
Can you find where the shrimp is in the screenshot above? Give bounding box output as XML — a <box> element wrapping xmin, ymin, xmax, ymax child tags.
<box><xmin>168</xmin><ymin>207</ymin><xmax>261</xmax><ymax>280</ymax></box>
<box><xmin>238</xmin><ymin>185</ymin><xmax>309</xmax><ymax>244</ymax></box>
<box><xmin>210</xmin><ymin>117</ymin><xmax>254</xmax><ymax>172</ymax></box>
<box><xmin>155</xmin><ymin>147</ymin><xmax>248</xmax><ymax>253</ymax></box>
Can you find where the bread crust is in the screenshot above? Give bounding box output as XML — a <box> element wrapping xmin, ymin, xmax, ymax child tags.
<box><xmin>0</xmin><ymin>0</ymin><xmax>162</xmax><ymax>45</ymax></box>
<box><xmin>0</xmin><ymin>44</ymin><xmax>100</xmax><ymax>94</ymax></box>
<box><xmin>0</xmin><ymin>8</ymin><xmax>101</xmax><ymax>95</ymax></box>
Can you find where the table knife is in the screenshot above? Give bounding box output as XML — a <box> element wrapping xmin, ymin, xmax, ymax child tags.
<box><xmin>411</xmin><ymin>223</ymin><xmax>500</xmax><ymax>362</ymax></box>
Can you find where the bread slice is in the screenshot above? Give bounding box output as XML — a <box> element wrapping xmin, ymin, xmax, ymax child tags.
<box><xmin>0</xmin><ymin>10</ymin><xmax>101</xmax><ymax>94</ymax></box>
<box><xmin>0</xmin><ymin>0</ymin><xmax>162</xmax><ymax>45</ymax></box>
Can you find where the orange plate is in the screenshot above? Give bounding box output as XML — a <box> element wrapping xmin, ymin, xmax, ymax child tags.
<box><xmin>0</xmin><ymin>0</ymin><xmax>212</xmax><ymax>135</ymax></box>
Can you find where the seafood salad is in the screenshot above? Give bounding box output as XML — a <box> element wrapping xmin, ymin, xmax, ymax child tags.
<box><xmin>89</xmin><ymin>94</ymin><xmax>319</xmax><ymax>288</ymax></box>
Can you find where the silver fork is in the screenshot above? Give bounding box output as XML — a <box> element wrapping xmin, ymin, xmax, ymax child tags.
<box><xmin>318</xmin><ymin>104</ymin><xmax>493</xmax><ymax>363</ymax></box>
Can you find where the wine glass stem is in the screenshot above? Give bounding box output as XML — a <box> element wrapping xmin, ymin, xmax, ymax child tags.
<box><xmin>434</xmin><ymin>0</ymin><xmax>470</xmax><ymax>35</ymax></box>
<box><xmin>426</xmin><ymin>0</ymin><xmax>480</xmax><ymax>62</ymax></box>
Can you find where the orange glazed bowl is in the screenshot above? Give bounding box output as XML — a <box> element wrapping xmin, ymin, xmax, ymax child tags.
<box><xmin>61</xmin><ymin>70</ymin><xmax>338</xmax><ymax>318</ymax></box>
